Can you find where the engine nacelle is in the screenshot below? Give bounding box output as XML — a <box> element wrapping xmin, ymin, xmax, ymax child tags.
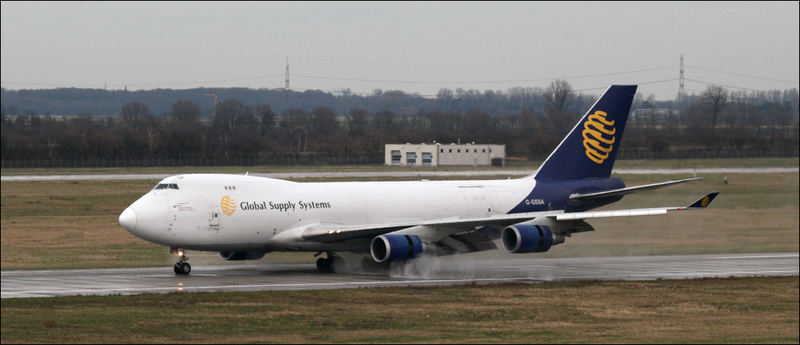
<box><xmin>501</xmin><ymin>224</ymin><xmax>563</xmax><ymax>253</ymax></box>
<box><xmin>370</xmin><ymin>234</ymin><xmax>423</xmax><ymax>263</ymax></box>
<box><xmin>218</xmin><ymin>251</ymin><xmax>266</xmax><ymax>261</ymax></box>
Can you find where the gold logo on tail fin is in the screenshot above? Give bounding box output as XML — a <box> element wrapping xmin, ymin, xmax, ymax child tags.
<box><xmin>220</xmin><ymin>196</ymin><xmax>236</xmax><ymax>216</ymax></box>
<box><xmin>582</xmin><ymin>110</ymin><xmax>616</xmax><ymax>164</ymax></box>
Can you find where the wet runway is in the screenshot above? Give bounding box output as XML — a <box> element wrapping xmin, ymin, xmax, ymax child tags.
<box><xmin>2</xmin><ymin>167</ymin><xmax>797</xmax><ymax>181</ymax></box>
<box><xmin>2</xmin><ymin>252</ymin><xmax>797</xmax><ymax>299</ymax></box>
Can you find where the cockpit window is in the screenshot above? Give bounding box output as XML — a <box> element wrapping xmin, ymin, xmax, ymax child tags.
<box><xmin>154</xmin><ymin>183</ymin><xmax>179</xmax><ymax>190</ymax></box>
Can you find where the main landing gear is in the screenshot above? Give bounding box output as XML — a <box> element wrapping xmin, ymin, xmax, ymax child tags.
<box><xmin>315</xmin><ymin>251</ymin><xmax>336</xmax><ymax>273</ymax></box>
<box><xmin>171</xmin><ymin>247</ymin><xmax>191</xmax><ymax>275</ymax></box>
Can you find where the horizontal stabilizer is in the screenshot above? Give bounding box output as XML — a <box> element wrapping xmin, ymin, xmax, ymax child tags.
<box><xmin>558</xmin><ymin>192</ymin><xmax>719</xmax><ymax>220</ymax></box>
<box><xmin>569</xmin><ymin>177</ymin><xmax>701</xmax><ymax>200</ymax></box>
<box><xmin>556</xmin><ymin>208</ymin><xmax>668</xmax><ymax>220</ymax></box>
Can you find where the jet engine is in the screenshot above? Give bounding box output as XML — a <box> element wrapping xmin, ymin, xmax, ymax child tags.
<box><xmin>218</xmin><ymin>251</ymin><xmax>266</xmax><ymax>261</ymax></box>
<box><xmin>370</xmin><ymin>234</ymin><xmax>423</xmax><ymax>263</ymax></box>
<box><xmin>501</xmin><ymin>224</ymin><xmax>564</xmax><ymax>253</ymax></box>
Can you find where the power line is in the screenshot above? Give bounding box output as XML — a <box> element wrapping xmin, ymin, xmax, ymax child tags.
<box><xmin>684</xmin><ymin>78</ymin><xmax>781</xmax><ymax>92</ymax></box>
<box><xmin>2</xmin><ymin>74</ymin><xmax>285</xmax><ymax>89</ymax></box>
<box><xmin>292</xmin><ymin>65</ymin><xmax>677</xmax><ymax>85</ymax></box>
<box><xmin>574</xmin><ymin>78</ymin><xmax>678</xmax><ymax>92</ymax></box>
<box><xmin>686</xmin><ymin>65</ymin><xmax>798</xmax><ymax>84</ymax></box>
<box><xmin>4</xmin><ymin>65</ymin><xmax>676</xmax><ymax>90</ymax></box>
<box><xmin>1</xmin><ymin>80</ymin><xmax>99</xmax><ymax>88</ymax></box>
<box><xmin>123</xmin><ymin>74</ymin><xmax>285</xmax><ymax>87</ymax></box>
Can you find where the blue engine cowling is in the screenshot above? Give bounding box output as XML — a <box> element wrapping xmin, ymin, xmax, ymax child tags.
<box><xmin>370</xmin><ymin>234</ymin><xmax>423</xmax><ymax>263</ymax></box>
<box><xmin>501</xmin><ymin>224</ymin><xmax>554</xmax><ymax>253</ymax></box>
<box><xmin>219</xmin><ymin>251</ymin><xmax>266</xmax><ymax>261</ymax></box>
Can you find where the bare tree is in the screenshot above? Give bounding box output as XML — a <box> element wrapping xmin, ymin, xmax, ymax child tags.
<box><xmin>169</xmin><ymin>100</ymin><xmax>200</xmax><ymax>125</ymax></box>
<box><xmin>701</xmin><ymin>85</ymin><xmax>729</xmax><ymax>132</ymax></box>
<box><xmin>256</xmin><ymin>104</ymin><xmax>276</xmax><ymax>137</ymax></box>
<box><xmin>119</xmin><ymin>102</ymin><xmax>151</xmax><ymax>130</ymax></box>
<box><xmin>311</xmin><ymin>106</ymin><xmax>339</xmax><ymax>138</ymax></box>
<box><xmin>346</xmin><ymin>108</ymin><xmax>369</xmax><ymax>136</ymax></box>
<box><xmin>541</xmin><ymin>80</ymin><xmax>576</xmax><ymax>135</ymax></box>
<box><xmin>544</xmin><ymin>80</ymin><xmax>574</xmax><ymax>114</ymax></box>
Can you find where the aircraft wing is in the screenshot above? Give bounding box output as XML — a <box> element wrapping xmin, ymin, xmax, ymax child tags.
<box><xmin>300</xmin><ymin>211</ymin><xmax>561</xmax><ymax>243</ymax></box>
<box><xmin>301</xmin><ymin>192</ymin><xmax>719</xmax><ymax>243</ymax></box>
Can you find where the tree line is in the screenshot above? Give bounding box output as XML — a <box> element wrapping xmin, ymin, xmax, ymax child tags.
<box><xmin>1</xmin><ymin>81</ymin><xmax>798</xmax><ymax>166</ymax></box>
<box><xmin>2</xmin><ymin>85</ymin><xmax>587</xmax><ymax>119</ymax></box>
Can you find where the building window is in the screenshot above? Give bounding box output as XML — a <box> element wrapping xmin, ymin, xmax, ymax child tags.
<box><xmin>391</xmin><ymin>150</ymin><xmax>401</xmax><ymax>164</ymax></box>
<box><xmin>440</xmin><ymin>149</ymin><xmax>444</xmax><ymax>153</ymax></box>
<box><xmin>482</xmin><ymin>148</ymin><xmax>486</xmax><ymax>153</ymax></box>
<box><xmin>457</xmin><ymin>149</ymin><xmax>461</xmax><ymax>153</ymax></box>
<box><xmin>422</xmin><ymin>152</ymin><xmax>432</xmax><ymax>166</ymax></box>
<box><xmin>449</xmin><ymin>149</ymin><xmax>452</xmax><ymax>153</ymax></box>
<box><xmin>406</xmin><ymin>152</ymin><xmax>417</xmax><ymax>165</ymax></box>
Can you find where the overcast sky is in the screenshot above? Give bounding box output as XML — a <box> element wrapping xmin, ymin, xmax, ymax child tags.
<box><xmin>2</xmin><ymin>1</ymin><xmax>798</xmax><ymax>100</ymax></box>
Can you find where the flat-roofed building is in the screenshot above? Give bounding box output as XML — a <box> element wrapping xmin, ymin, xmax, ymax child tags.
<box><xmin>385</xmin><ymin>143</ymin><xmax>505</xmax><ymax>167</ymax></box>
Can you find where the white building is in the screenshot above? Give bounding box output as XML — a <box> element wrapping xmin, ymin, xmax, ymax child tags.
<box><xmin>385</xmin><ymin>143</ymin><xmax>505</xmax><ymax>167</ymax></box>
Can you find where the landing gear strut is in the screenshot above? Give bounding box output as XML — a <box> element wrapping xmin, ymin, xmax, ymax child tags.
<box><xmin>315</xmin><ymin>251</ymin><xmax>336</xmax><ymax>272</ymax></box>
<box><xmin>171</xmin><ymin>247</ymin><xmax>191</xmax><ymax>275</ymax></box>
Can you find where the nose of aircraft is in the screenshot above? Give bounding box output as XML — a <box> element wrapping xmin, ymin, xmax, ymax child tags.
<box><xmin>118</xmin><ymin>192</ymin><xmax>169</xmax><ymax>244</ymax></box>
<box><xmin>119</xmin><ymin>207</ymin><xmax>137</xmax><ymax>232</ymax></box>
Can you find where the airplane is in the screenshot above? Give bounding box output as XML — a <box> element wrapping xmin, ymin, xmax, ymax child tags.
<box><xmin>118</xmin><ymin>85</ymin><xmax>718</xmax><ymax>275</ymax></box>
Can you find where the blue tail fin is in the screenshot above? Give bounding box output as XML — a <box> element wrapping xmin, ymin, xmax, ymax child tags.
<box><xmin>534</xmin><ymin>85</ymin><xmax>637</xmax><ymax>181</ymax></box>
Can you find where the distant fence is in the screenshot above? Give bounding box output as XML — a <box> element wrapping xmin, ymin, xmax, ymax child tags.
<box><xmin>616</xmin><ymin>148</ymin><xmax>799</xmax><ymax>160</ymax></box>
<box><xmin>1</xmin><ymin>151</ymin><xmax>384</xmax><ymax>169</ymax></box>
<box><xmin>2</xmin><ymin>148</ymin><xmax>797</xmax><ymax>169</ymax></box>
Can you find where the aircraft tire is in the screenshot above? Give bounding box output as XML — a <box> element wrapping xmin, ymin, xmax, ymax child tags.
<box><xmin>174</xmin><ymin>262</ymin><xmax>191</xmax><ymax>275</ymax></box>
<box><xmin>316</xmin><ymin>257</ymin><xmax>334</xmax><ymax>273</ymax></box>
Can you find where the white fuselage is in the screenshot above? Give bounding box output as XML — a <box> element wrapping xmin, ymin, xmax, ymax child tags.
<box><xmin>121</xmin><ymin>174</ymin><xmax>535</xmax><ymax>252</ymax></box>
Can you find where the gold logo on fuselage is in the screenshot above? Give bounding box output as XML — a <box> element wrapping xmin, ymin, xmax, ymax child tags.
<box><xmin>220</xmin><ymin>196</ymin><xmax>236</xmax><ymax>216</ymax></box>
<box><xmin>582</xmin><ymin>110</ymin><xmax>616</xmax><ymax>164</ymax></box>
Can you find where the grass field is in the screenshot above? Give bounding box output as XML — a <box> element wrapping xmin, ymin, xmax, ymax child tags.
<box><xmin>1</xmin><ymin>277</ymin><xmax>797</xmax><ymax>343</ymax></box>
<box><xmin>1</xmin><ymin>158</ymin><xmax>798</xmax><ymax>344</ymax></box>
<box><xmin>1</xmin><ymin>158</ymin><xmax>798</xmax><ymax>270</ymax></box>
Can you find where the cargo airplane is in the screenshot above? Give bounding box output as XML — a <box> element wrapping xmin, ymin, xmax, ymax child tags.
<box><xmin>119</xmin><ymin>85</ymin><xmax>718</xmax><ymax>275</ymax></box>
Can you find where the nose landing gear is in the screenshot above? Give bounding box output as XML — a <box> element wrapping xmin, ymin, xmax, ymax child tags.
<box><xmin>171</xmin><ymin>247</ymin><xmax>191</xmax><ymax>275</ymax></box>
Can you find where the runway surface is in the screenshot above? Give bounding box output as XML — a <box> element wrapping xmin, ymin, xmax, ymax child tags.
<box><xmin>2</xmin><ymin>252</ymin><xmax>797</xmax><ymax>299</ymax></box>
<box><xmin>2</xmin><ymin>167</ymin><xmax>797</xmax><ymax>181</ymax></box>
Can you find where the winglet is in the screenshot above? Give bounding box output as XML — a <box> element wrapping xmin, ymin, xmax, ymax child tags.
<box><xmin>687</xmin><ymin>192</ymin><xmax>719</xmax><ymax>209</ymax></box>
